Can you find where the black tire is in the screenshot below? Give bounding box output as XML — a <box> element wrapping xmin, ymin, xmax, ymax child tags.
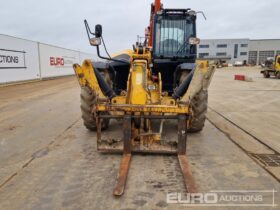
<box><xmin>264</xmin><ymin>71</ymin><xmax>270</xmax><ymax>78</ymax></box>
<box><xmin>80</xmin><ymin>87</ymin><xmax>109</xmax><ymax>131</ymax></box>
<box><xmin>188</xmin><ymin>90</ymin><xmax>208</xmax><ymax>133</ymax></box>
<box><xmin>178</xmin><ymin>71</ymin><xmax>208</xmax><ymax>133</ymax></box>
<box><xmin>277</xmin><ymin>71</ymin><xmax>280</xmax><ymax>79</ymax></box>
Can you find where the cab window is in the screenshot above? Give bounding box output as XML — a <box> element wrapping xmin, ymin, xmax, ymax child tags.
<box><xmin>278</xmin><ymin>57</ymin><xmax>280</xmax><ymax>64</ymax></box>
<box><xmin>154</xmin><ymin>16</ymin><xmax>195</xmax><ymax>58</ymax></box>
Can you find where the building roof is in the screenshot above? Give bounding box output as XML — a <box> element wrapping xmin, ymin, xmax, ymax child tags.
<box><xmin>250</xmin><ymin>39</ymin><xmax>280</xmax><ymax>41</ymax></box>
<box><xmin>200</xmin><ymin>38</ymin><xmax>249</xmax><ymax>41</ymax></box>
<box><xmin>200</xmin><ymin>38</ymin><xmax>280</xmax><ymax>42</ymax></box>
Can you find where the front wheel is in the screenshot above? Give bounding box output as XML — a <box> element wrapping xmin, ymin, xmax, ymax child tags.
<box><xmin>178</xmin><ymin>71</ymin><xmax>208</xmax><ymax>133</ymax></box>
<box><xmin>263</xmin><ymin>71</ymin><xmax>270</xmax><ymax>78</ymax></box>
<box><xmin>80</xmin><ymin>87</ymin><xmax>109</xmax><ymax>131</ymax></box>
<box><xmin>188</xmin><ymin>90</ymin><xmax>208</xmax><ymax>133</ymax></box>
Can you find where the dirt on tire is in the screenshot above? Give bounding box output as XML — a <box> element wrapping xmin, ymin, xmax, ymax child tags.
<box><xmin>178</xmin><ymin>71</ymin><xmax>208</xmax><ymax>133</ymax></box>
<box><xmin>189</xmin><ymin>89</ymin><xmax>208</xmax><ymax>133</ymax></box>
<box><xmin>80</xmin><ymin>87</ymin><xmax>109</xmax><ymax>131</ymax></box>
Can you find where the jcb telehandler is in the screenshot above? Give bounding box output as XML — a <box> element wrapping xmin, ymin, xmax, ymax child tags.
<box><xmin>261</xmin><ymin>55</ymin><xmax>280</xmax><ymax>79</ymax></box>
<box><xmin>73</xmin><ymin>0</ymin><xmax>215</xmax><ymax>196</ymax></box>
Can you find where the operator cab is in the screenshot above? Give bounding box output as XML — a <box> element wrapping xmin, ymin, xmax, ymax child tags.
<box><xmin>152</xmin><ymin>9</ymin><xmax>200</xmax><ymax>95</ymax></box>
<box><xmin>153</xmin><ymin>9</ymin><xmax>198</xmax><ymax>60</ymax></box>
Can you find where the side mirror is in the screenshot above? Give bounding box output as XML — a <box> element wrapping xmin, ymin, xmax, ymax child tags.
<box><xmin>89</xmin><ymin>37</ymin><xmax>101</xmax><ymax>46</ymax></box>
<box><xmin>95</xmin><ymin>24</ymin><xmax>102</xmax><ymax>38</ymax></box>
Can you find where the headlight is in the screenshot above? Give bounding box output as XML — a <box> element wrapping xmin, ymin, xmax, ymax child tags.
<box><xmin>189</xmin><ymin>37</ymin><xmax>201</xmax><ymax>45</ymax></box>
<box><xmin>90</xmin><ymin>37</ymin><xmax>101</xmax><ymax>46</ymax></box>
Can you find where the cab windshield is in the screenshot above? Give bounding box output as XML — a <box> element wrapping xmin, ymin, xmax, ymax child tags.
<box><xmin>154</xmin><ymin>16</ymin><xmax>195</xmax><ymax>58</ymax></box>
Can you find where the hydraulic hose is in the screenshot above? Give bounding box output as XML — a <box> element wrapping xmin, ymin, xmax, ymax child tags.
<box><xmin>93</xmin><ymin>68</ymin><xmax>115</xmax><ymax>100</ymax></box>
<box><xmin>172</xmin><ymin>69</ymin><xmax>195</xmax><ymax>100</ymax></box>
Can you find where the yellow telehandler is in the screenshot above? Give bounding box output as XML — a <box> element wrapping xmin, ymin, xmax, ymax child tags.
<box><xmin>261</xmin><ymin>55</ymin><xmax>280</xmax><ymax>79</ymax></box>
<box><xmin>73</xmin><ymin>0</ymin><xmax>215</xmax><ymax>196</ymax></box>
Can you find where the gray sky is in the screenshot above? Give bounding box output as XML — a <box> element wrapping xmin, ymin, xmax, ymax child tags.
<box><xmin>1</xmin><ymin>0</ymin><xmax>279</xmax><ymax>54</ymax></box>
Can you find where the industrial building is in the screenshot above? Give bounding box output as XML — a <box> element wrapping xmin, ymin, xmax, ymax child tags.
<box><xmin>0</xmin><ymin>34</ymin><xmax>96</xmax><ymax>84</ymax></box>
<box><xmin>198</xmin><ymin>38</ymin><xmax>280</xmax><ymax>65</ymax></box>
<box><xmin>249</xmin><ymin>39</ymin><xmax>280</xmax><ymax>65</ymax></box>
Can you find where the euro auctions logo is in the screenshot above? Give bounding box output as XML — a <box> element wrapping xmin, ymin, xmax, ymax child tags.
<box><xmin>167</xmin><ymin>190</ymin><xmax>278</xmax><ymax>207</ymax></box>
<box><xmin>50</xmin><ymin>57</ymin><xmax>64</xmax><ymax>66</ymax></box>
<box><xmin>0</xmin><ymin>49</ymin><xmax>26</xmax><ymax>69</ymax></box>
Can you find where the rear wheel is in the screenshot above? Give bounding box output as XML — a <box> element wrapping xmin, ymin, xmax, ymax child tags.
<box><xmin>80</xmin><ymin>87</ymin><xmax>109</xmax><ymax>131</ymax></box>
<box><xmin>276</xmin><ymin>71</ymin><xmax>280</xmax><ymax>79</ymax></box>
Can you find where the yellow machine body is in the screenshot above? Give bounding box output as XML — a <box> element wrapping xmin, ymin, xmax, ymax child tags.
<box><xmin>73</xmin><ymin>49</ymin><xmax>214</xmax><ymax>117</ymax></box>
<box><xmin>275</xmin><ymin>55</ymin><xmax>280</xmax><ymax>71</ymax></box>
<box><xmin>127</xmin><ymin>60</ymin><xmax>149</xmax><ymax>105</ymax></box>
<box><xmin>261</xmin><ymin>55</ymin><xmax>280</xmax><ymax>79</ymax></box>
<box><xmin>72</xmin><ymin>0</ymin><xmax>220</xmax><ymax>196</ymax></box>
<box><xmin>72</xmin><ymin>0</ymin><xmax>218</xmax><ymax>197</ymax></box>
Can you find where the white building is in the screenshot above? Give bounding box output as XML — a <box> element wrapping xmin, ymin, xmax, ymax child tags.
<box><xmin>249</xmin><ymin>39</ymin><xmax>280</xmax><ymax>65</ymax></box>
<box><xmin>197</xmin><ymin>38</ymin><xmax>280</xmax><ymax>65</ymax></box>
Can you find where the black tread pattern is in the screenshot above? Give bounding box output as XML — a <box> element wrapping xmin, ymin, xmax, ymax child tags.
<box><xmin>80</xmin><ymin>87</ymin><xmax>109</xmax><ymax>131</ymax></box>
<box><xmin>264</xmin><ymin>71</ymin><xmax>270</xmax><ymax>78</ymax></box>
<box><xmin>188</xmin><ymin>90</ymin><xmax>208</xmax><ymax>133</ymax></box>
<box><xmin>178</xmin><ymin>71</ymin><xmax>208</xmax><ymax>133</ymax></box>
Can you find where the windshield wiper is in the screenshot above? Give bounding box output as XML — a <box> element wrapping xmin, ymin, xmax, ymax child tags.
<box><xmin>176</xmin><ymin>42</ymin><xmax>189</xmax><ymax>55</ymax></box>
